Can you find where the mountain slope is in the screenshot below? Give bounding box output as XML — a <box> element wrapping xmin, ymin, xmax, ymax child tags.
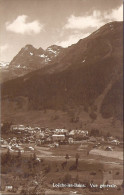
<box><xmin>1</xmin><ymin>21</ymin><xmax>123</xmax><ymax>135</ymax></box>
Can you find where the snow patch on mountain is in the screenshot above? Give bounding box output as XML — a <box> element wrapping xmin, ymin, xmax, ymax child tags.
<box><xmin>39</xmin><ymin>54</ymin><xmax>47</xmax><ymax>58</ymax></box>
<box><xmin>47</xmin><ymin>48</ymin><xmax>57</xmax><ymax>54</ymax></box>
<box><xmin>45</xmin><ymin>58</ymin><xmax>51</xmax><ymax>62</ymax></box>
<box><xmin>47</xmin><ymin>47</ymin><xmax>60</xmax><ymax>56</ymax></box>
<box><xmin>0</xmin><ymin>61</ymin><xmax>9</xmax><ymax>68</ymax></box>
<box><xmin>17</xmin><ymin>64</ymin><xmax>21</xmax><ymax>68</ymax></box>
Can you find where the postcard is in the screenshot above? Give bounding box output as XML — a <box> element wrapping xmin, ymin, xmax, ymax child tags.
<box><xmin>0</xmin><ymin>0</ymin><xmax>123</xmax><ymax>195</ymax></box>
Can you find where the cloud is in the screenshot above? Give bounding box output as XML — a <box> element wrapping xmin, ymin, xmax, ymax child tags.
<box><xmin>6</xmin><ymin>15</ymin><xmax>43</xmax><ymax>35</ymax></box>
<box><xmin>64</xmin><ymin>4</ymin><xmax>123</xmax><ymax>30</ymax></box>
<box><xmin>105</xmin><ymin>4</ymin><xmax>123</xmax><ymax>21</ymax></box>
<box><xmin>58</xmin><ymin>4</ymin><xmax>123</xmax><ymax>48</ymax></box>
<box><xmin>0</xmin><ymin>44</ymin><xmax>9</xmax><ymax>60</ymax></box>
<box><xmin>56</xmin><ymin>32</ymin><xmax>90</xmax><ymax>48</ymax></box>
<box><xmin>0</xmin><ymin>44</ymin><xmax>9</xmax><ymax>53</ymax></box>
<box><xmin>64</xmin><ymin>11</ymin><xmax>104</xmax><ymax>30</ymax></box>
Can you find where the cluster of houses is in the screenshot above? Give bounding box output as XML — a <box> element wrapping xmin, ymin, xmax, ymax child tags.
<box><xmin>0</xmin><ymin>124</ymin><xmax>122</xmax><ymax>153</ymax></box>
<box><xmin>1</xmin><ymin>125</ymin><xmax>123</xmax><ymax>194</ymax></box>
<box><xmin>10</xmin><ymin>124</ymin><xmax>89</xmax><ymax>144</ymax></box>
<box><xmin>1</xmin><ymin>125</ymin><xmax>90</xmax><ymax>152</ymax></box>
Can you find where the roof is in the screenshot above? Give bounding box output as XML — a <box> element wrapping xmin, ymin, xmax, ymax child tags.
<box><xmin>52</xmin><ymin>134</ymin><xmax>65</xmax><ymax>137</ymax></box>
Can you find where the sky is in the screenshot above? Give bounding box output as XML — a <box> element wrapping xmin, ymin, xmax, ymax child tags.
<box><xmin>0</xmin><ymin>0</ymin><xmax>123</xmax><ymax>62</ymax></box>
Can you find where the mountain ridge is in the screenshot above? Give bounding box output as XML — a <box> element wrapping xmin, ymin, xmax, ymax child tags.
<box><xmin>1</xmin><ymin>21</ymin><xmax>123</xmax><ymax>136</ymax></box>
<box><xmin>0</xmin><ymin>44</ymin><xmax>64</xmax><ymax>82</ymax></box>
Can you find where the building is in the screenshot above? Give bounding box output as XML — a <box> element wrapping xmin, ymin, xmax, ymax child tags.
<box><xmin>5</xmin><ymin>186</ymin><xmax>13</xmax><ymax>192</ymax></box>
<box><xmin>52</xmin><ymin>134</ymin><xmax>65</xmax><ymax>141</ymax></box>
<box><xmin>36</xmin><ymin>131</ymin><xmax>45</xmax><ymax>139</ymax></box>
<box><xmin>69</xmin><ymin>130</ymin><xmax>88</xmax><ymax>138</ymax></box>
<box><xmin>89</xmin><ymin>136</ymin><xmax>97</xmax><ymax>142</ymax></box>
<box><xmin>54</xmin><ymin>129</ymin><xmax>68</xmax><ymax>135</ymax></box>
<box><xmin>10</xmin><ymin>125</ymin><xmax>25</xmax><ymax>131</ymax></box>
<box><xmin>68</xmin><ymin>137</ymin><xmax>74</xmax><ymax>144</ymax></box>
<box><xmin>110</xmin><ymin>140</ymin><xmax>120</xmax><ymax>145</ymax></box>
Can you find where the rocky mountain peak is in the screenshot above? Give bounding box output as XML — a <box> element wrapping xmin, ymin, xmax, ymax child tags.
<box><xmin>24</xmin><ymin>44</ymin><xmax>35</xmax><ymax>50</ymax></box>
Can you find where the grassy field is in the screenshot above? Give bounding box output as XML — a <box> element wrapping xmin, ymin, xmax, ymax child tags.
<box><xmin>1</xmin><ymin>143</ymin><xmax>123</xmax><ymax>195</ymax></box>
<box><xmin>90</xmin><ymin>149</ymin><xmax>123</xmax><ymax>160</ymax></box>
<box><xmin>1</xmin><ymin>141</ymin><xmax>123</xmax><ymax>194</ymax></box>
<box><xmin>1</xmin><ymin>103</ymin><xmax>123</xmax><ymax>138</ymax></box>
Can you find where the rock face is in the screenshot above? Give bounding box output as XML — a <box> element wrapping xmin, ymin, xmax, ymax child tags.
<box><xmin>1</xmin><ymin>44</ymin><xmax>64</xmax><ymax>82</ymax></box>
<box><xmin>9</xmin><ymin>44</ymin><xmax>63</xmax><ymax>69</ymax></box>
<box><xmin>1</xmin><ymin>22</ymin><xmax>123</xmax><ymax>133</ymax></box>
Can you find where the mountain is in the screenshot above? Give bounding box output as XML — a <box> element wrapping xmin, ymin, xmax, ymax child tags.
<box><xmin>0</xmin><ymin>61</ymin><xmax>10</xmax><ymax>83</ymax></box>
<box><xmin>9</xmin><ymin>44</ymin><xmax>63</xmax><ymax>69</ymax></box>
<box><xmin>1</xmin><ymin>21</ymin><xmax>123</xmax><ymax>136</ymax></box>
<box><xmin>0</xmin><ymin>61</ymin><xmax>9</xmax><ymax>68</ymax></box>
<box><xmin>0</xmin><ymin>45</ymin><xmax>64</xmax><ymax>82</ymax></box>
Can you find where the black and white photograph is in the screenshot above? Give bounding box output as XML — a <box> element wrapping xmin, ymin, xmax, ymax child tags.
<box><xmin>0</xmin><ymin>0</ymin><xmax>123</xmax><ymax>194</ymax></box>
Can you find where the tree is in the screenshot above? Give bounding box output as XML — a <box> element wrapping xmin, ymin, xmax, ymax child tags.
<box><xmin>17</xmin><ymin>149</ymin><xmax>21</xmax><ymax>158</ymax></box>
<box><xmin>63</xmin><ymin>174</ymin><xmax>72</xmax><ymax>183</ymax></box>
<box><xmin>32</xmin><ymin>152</ymin><xmax>37</xmax><ymax>161</ymax></box>
<box><xmin>105</xmin><ymin>180</ymin><xmax>109</xmax><ymax>185</ymax></box>
<box><xmin>65</xmin><ymin>154</ymin><xmax>69</xmax><ymax>163</ymax></box>
<box><xmin>75</xmin><ymin>153</ymin><xmax>80</xmax><ymax>168</ymax></box>
<box><xmin>7</xmin><ymin>148</ymin><xmax>10</xmax><ymax>155</ymax></box>
<box><xmin>106</xmin><ymin>132</ymin><xmax>111</xmax><ymax>138</ymax></box>
<box><xmin>1</xmin><ymin>122</ymin><xmax>12</xmax><ymax>134</ymax></box>
<box><xmin>90</xmin><ymin>128</ymin><xmax>99</xmax><ymax>136</ymax></box>
<box><xmin>5</xmin><ymin>148</ymin><xmax>11</xmax><ymax>162</ymax></box>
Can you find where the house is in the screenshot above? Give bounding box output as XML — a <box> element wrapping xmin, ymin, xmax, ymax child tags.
<box><xmin>96</xmin><ymin>136</ymin><xmax>105</xmax><ymax>142</ymax></box>
<box><xmin>5</xmin><ymin>186</ymin><xmax>13</xmax><ymax>192</ymax></box>
<box><xmin>107</xmin><ymin>136</ymin><xmax>115</xmax><ymax>141</ymax></box>
<box><xmin>0</xmin><ymin>139</ymin><xmax>8</xmax><ymax>146</ymax></box>
<box><xmin>54</xmin><ymin>129</ymin><xmax>68</xmax><ymax>135</ymax></box>
<box><xmin>35</xmin><ymin>139</ymin><xmax>42</xmax><ymax>146</ymax></box>
<box><xmin>105</xmin><ymin>146</ymin><xmax>113</xmax><ymax>151</ymax></box>
<box><xmin>52</xmin><ymin>134</ymin><xmax>65</xmax><ymax>141</ymax></box>
<box><xmin>18</xmin><ymin>125</ymin><xmax>25</xmax><ymax>131</ymax></box>
<box><xmin>46</xmin><ymin>137</ymin><xmax>52</xmax><ymax>142</ymax></box>
<box><xmin>111</xmin><ymin>140</ymin><xmax>120</xmax><ymax>145</ymax></box>
<box><xmin>34</xmin><ymin>127</ymin><xmax>41</xmax><ymax>131</ymax></box>
<box><xmin>68</xmin><ymin>137</ymin><xmax>74</xmax><ymax>144</ymax></box>
<box><xmin>36</xmin><ymin>131</ymin><xmax>45</xmax><ymax>139</ymax></box>
<box><xmin>1</xmin><ymin>144</ymin><xmax>8</xmax><ymax>148</ymax></box>
<box><xmin>10</xmin><ymin>124</ymin><xmax>25</xmax><ymax>131</ymax></box>
<box><xmin>69</xmin><ymin>130</ymin><xmax>75</xmax><ymax>136</ymax></box>
<box><xmin>24</xmin><ymin>146</ymin><xmax>34</xmax><ymax>152</ymax></box>
<box><xmin>89</xmin><ymin>136</ymin><xmax>97</xmax><ymax>142</ymax></box>
<box><xmin>25</xmin><ymin>126</ymin><xmax>32</xmax><ymax>131</ymax></box>
<box><xmin>69</xmin><ymin>130</ymin><xmax>88</xmax><ymax>138</ymax></box>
